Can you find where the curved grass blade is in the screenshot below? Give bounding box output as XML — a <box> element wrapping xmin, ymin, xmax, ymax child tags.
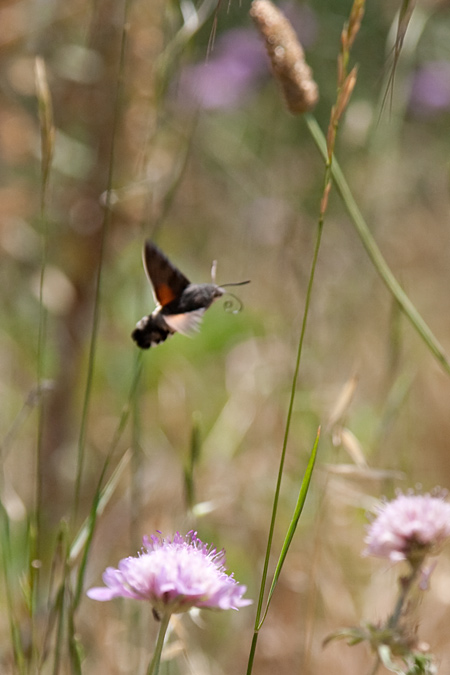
<box><xmin>305</xmin><ymin>114</ymin><xmax>450</xmax><ymax>376</ymax></box>
<box><xmin>259</xmin><ymin>427</ymin><xmax>320</xmax><ymax>628</ymax></box>
<box><xmin>247</xmin><ymin>430</ymin><xmax>320</xmax><ymax>674</ymax></box>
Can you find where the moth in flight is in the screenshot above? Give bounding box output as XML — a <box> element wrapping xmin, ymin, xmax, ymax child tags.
<box><xmin>132</xmin><ymin>241</ymin><xmax>249</xmax><ymax>349</ymax></box>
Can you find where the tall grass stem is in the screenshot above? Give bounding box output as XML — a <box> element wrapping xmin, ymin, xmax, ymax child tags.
<box><xmin>246</xmin><ymin>211</ymin><xmax>325</xmax><ymax>674</ymax></box>
<box><xmin>72</xmin><ymin>0</ymin><xmax>134</xmax><ymax>523</ymax></box>
<box><xmin>33</xmin><ymin>55</ymin><xmax>55</xmax><ymax>668</ymax></box>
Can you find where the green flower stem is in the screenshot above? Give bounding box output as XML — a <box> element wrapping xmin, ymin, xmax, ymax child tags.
<box><xmin>305</xmin><ymin>114</ymin><xmax>450</xmax><ymax>376</ymax></box>
<box><xmin>366</xmin><ymin>562</ymin><xmax>422</xmax><ymax>675</ymax></box>
<box><xmin>147</xmin><ymin>612</ymin><xmax>171</xmax><ymax>675</ymax></box>
<box><xmin>388</xmin><ymin>562</ymin><xmax>421</xmax><ymax>630</ymax></box>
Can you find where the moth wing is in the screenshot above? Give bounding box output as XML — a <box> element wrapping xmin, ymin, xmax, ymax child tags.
<box><xmin>143</xmin><ymin>241</ymin><xmax>191</xmax><ymax>307</ymax></box>
<box><xmin>164</xmin><ymin>309</ymin><xmax>205</xmax><ymax>336</ymax></box>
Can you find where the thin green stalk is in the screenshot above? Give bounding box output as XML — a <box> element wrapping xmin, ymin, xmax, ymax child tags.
<box><xmin>31</xmin><ymin>355</ymin><xmax>141</xmax><ymax>669</ymax></box>
<box><xmin>247</xmin><ymin>6</ymin><xmax>360</xmax><ymax>668</ymax></box>
<box><xmin>72</xmin><ymin>352</ymin><xmax>142</xmax><ymax>608</ymax></box>
<box><xmin>305</xmin><ymin>114</ymin><xmax>450</xmax><ymax>376</ymax></box>
<box><xmin>387</xmin><ymin>563</ymin><xmax>421</xmax><ymax>630</ymax></box>
<box><xmin>50</xmin><ymin>581</ymin><xmax>66</xmax><ymax>675</ymax></box>
<box><xmin>67</xmin><ymin>592</ymin><xmax>82</xmax><ymax>675</ymax></box>
<box><xmin>33</xmin><ymin>55</ymin><xmax>55</xmax><ymax>669</ymax></box>
<box><xmin>32</xmin><ymin>315</ymin><xmax>46</xmax><ymax>666</ymax></box>
<box><xmin>0</xmin><ymin>387</ymin><xmax>41</xmax><ymax>463</ymax></box>
<box><xmin>72</xmin><ymin>0</ymin><xmax>134</xmax><ymax>523</ymax></box>
<box><xmin>184</xmin><ymin>415</ymin><xmax>201</xmax><ymax>511</ymax></box>
<box><xmin>39</xmin><ymin>525</ymin><xmax>67</xmax><ymax>674</ymax></box>
<box><xmin>130</xmin><ymin>351</ymin><xmax>143</xmax><ymax>544</ymax></box>
<box><xmin>0</xmin><ymin>503</ymin><xmax>26</xmax><ymax>673</ymax></box>
<box><xmin>128</xmin><ymin>359</ymin><xmax>143</xmax><ymax>664</ymax></box>
<box><xmin>366</xmin><ymin>563</ymin><xmax>421</xmax><ymax>675</ymax></box>
<box><xmin>247</xmin><ymin>213</ymin><xmax>326</xmax><ymax>675</ymax></box>
<box><xmin>146</xmin><ymin>612</ymin><xmax>171</xmax><ymax>675</ymax></box>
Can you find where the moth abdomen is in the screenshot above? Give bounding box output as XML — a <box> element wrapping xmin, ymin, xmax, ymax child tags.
<box><xmin>131</xmin><ymin>313</ymin><xmax>172</xmax><ymax>349</ymax></box>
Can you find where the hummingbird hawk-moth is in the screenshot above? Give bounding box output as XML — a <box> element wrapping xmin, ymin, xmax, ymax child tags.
<box><xmin>132</xmin><ymin>241</ymin><xmax>249</xmax><ymax>349</ymax></box>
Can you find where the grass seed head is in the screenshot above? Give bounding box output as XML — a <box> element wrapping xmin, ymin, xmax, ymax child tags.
<box><xmin>250</xmin><ymin>0</ymin><xmax>319</xmax><ymax>114</ymax></box>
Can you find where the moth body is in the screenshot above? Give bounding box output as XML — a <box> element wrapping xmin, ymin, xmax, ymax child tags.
<box><xmin>161</xmin><ymin>283</ymin><xmax>224</xmax><ymax>316</ymax></box>
<box><xmin>132</xmin><ymin>242</ymin><xmax>226</xmax><ymax>349</ymax></box>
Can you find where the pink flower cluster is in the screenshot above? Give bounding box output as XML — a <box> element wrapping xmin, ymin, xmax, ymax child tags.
<box><xmin>87</xmin><ymin>531</ymin><xmax>251</xmax><ymax>615</ymax></box>
<box><xmin>364</xmin><ymin>491</ymin><xmax>450</xmax><ymax>563</ymax></box>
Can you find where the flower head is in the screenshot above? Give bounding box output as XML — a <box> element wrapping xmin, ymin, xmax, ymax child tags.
<box><xmin>87</xmin><ymin>531</ymin><xmax>251</xmax><ymax>615</ymax></box>
<box><xmin>176</xmin><ymin>28</ymin><xmax>267</xmax><ymax>111</ymax></box>
<box><xmin>410</xmin><ymin>61</ymin><xmax>450</xmax><ymax>117</ymax></box>
<box><xmin>364</xmin><ymin>491</ymin><xmax>450</xmax><ymax>565</ymax></box>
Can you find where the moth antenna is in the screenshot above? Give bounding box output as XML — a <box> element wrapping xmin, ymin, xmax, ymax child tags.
<box><xmin>211</xmin><ymin>260</ymin><xmax>217</xmax><ymax>284</ymax></box>
<box><xmin>220</xmin><ymin>280</ymin><xmax>251</xmax><ymax>288</ymax></box>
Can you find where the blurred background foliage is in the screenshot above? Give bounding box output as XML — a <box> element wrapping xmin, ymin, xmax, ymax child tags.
<box><xmin>1</xmin><ymin>0</ymin><xmax>450</xmax><ymax>673</ymax></box>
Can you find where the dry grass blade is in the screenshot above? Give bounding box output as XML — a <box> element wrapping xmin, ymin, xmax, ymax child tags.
<box><xmin>332</xmin><ymin>427</ymin><xmax>368</xmax><ymax>468</ymax></box>
<box><xmin>326</xmin><ymin>374</ymin><xmax>359</xmax><ymax>430</ymax></box>
<box><xmin>35</xmin><ymin>57</ymin><xmax>54</xmax><ymax>190</ymax></box>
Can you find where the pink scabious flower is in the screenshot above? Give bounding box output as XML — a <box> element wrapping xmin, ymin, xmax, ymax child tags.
<box><xmin>87</xmin><ymin>531</ymin><xmax>251</xmax><ymax>615</ymax></box>
<box><xmin>364</xmin><ymin>491</ymin><xmax>450</xmax><ymax>564</ymax></box>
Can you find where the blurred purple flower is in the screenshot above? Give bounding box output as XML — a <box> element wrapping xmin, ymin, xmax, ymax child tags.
<box><xmin>87</xmin><ymin>531</ymin><xmax>251</xmax><ymax>614</ymax></box>
<box><xmin>410</xmin><ymin>61</ymin><xmax>450</xmax><ymax>116</ymax></box>
<box><xmin>364</xmin><ymin>491</ymin><xmax>450</xmax><ymax>564</ymax></box>
<box><xmin>176</xmin><ymin>29</ymin><xmax>266</xmax><ymax>110</ymax></box>
<box><xmin>176</xmin><ymin>4</ymin><xmax>317</xmax><ymax>110</ymax></box>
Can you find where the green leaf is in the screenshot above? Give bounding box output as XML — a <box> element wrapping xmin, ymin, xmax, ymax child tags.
<box><xmin>259</xmin><ymin>427</ymin><xmax>320</xmax><ymax>628</ymax></box>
